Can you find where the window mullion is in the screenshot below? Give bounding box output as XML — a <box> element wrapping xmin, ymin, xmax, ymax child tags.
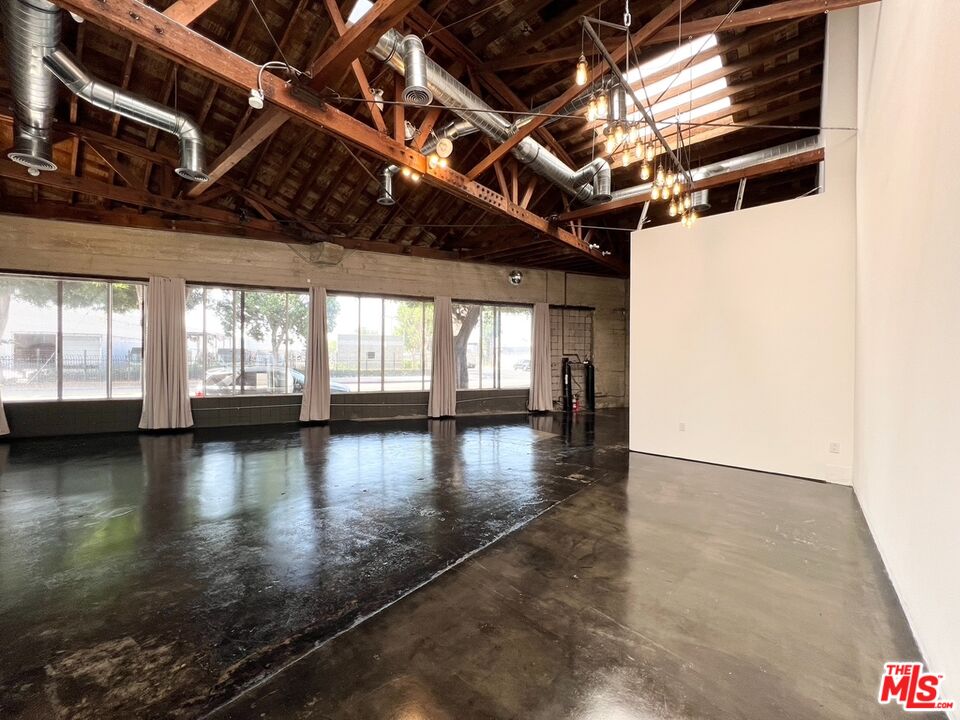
<box><xmin>56</xmin><ymin>280</ymin><xmax>63</xmax><ymax>400</ymax></box>
<box><xmin>106</xmin><ymin>284</ymin><xmax>113</xmax><ymax>399</ymax></box>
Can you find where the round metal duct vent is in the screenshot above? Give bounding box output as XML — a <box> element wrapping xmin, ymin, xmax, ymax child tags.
<box><xmin>403</xmin><ymin>86</ymin><xmax>432</xmax><ymax>106</ymax></box>
<box><xmin>175</xmin><ymin>167</ymin><xmax>210</xmax><ymax>183</ymax></box>
<box><xmin>8</xmin><ymin>152</ymin><xmax>57</xmax><ymax>172</ymax></box>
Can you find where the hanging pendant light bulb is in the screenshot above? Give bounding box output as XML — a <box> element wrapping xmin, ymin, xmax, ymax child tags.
<box><xmin>690</xmin><ymin>210</ymin><xmax>698</xmax><ymax>224</ymax></box>
<box><xmin>669</xmin><ymin>199</ymin><xmax>678</xmax><ymax>217</ymax></box>
<box><xmin>651</xmin><ymin>185</ymin><xmax>661</xmax><ymax>200</ymax></box>
<box><xmin>614</xmin><ymin>124</ymin><xmax>625</xmax><ymax>144</ymax></box>
<box><xmin>597</xmin><ymin>92</ymin><xmax>608</xmax><ymax>119</ymax></box>
<box><xmin>684</xmin><ymin>194</ymin><xmax>691</xmax><ymax>210</ymax></box>
<box><xmin>628</xmin><ymin>125</ymin><xmax>639</xmax><ymax>145</ymax></box>
<box><xmin>621</xmin><ymin>151</ymin><xmax>631</xmax><ymax>168</ymax></box>
<box><xmin>428</xmin><ymin>154</ymin><xmax>440</xmax><ymax>169</ymax></box>
<box><xmin>586</xmin><ymin>96</ymin><xmax>597</xmax><ymax>122</ymax></box>
<box><xmin>673</xmin><ymin>181</ymin><xmax>681</xmax><ymax>196</ymax></box>
<box><xmin>655</xmin><ymin>166</ymin><xmax>665</xmax><ymax>186</ymax></box>
<box><xmin>634</xmin><ymin>143</ymin><xmax>643</xmax><ymax>160</ymax></box>
<box><xmin>575</xmin><ymin>54</ymin><xmax>589</xmax><ymax>86</ymax></box>
<box><xmin>665</xmin><ymin>171</ymin><xmax>675</xmax><ymax>188</ymax></box>
<box><xmin>681</xmin><ymin>213</ymin><xmax>689</xmax><ymax>228</ymax></box>
<box><xmin>605</xmin><ymin>136</ymin><xmax>616</xmax><ymax>155</ymax></box>
<box><xmin>640</xmin><ymin>162</ymin><xmax>651</xmax><ymax>181</ymax></box>
<box><xmin>645</xmin><ymin>144</ymin><xmax>655</xmax><ymax>162</ymax></box>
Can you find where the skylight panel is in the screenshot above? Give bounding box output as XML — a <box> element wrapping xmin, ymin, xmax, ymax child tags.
<box><xmin>347</xmin><ymin>0</ymin><xmax>373</xmax><ymax>24</ymax></box>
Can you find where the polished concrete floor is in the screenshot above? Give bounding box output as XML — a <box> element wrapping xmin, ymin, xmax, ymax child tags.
<box><xmin>0</xmin><ymin>411</ymin><xmax>938</xmax><ymax>719</ymax></box>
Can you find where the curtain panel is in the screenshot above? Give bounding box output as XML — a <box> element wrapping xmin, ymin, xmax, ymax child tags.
<box><xmin>528</xmin><ymin>302</ymin><xmax>553</xmax><ymax>412</ymax></box>
<box><xmin>300</xmin><ymin>286</ymin><xmax>331</xmax><ymax>422</ymax></box>
<box><xmin>428</xmin><ymin>297</ymin><xmax>456</xmax><ymax>418</ymax></box>
<box><xmin>139</xmin><ymin>276</ymin><xmax>194</xmax><ymax>430</ymax></box>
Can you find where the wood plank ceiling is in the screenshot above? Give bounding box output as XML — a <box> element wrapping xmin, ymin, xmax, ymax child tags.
<box><xmin>0</xmin><ymin>0</ymin><xmax>869</xmax><ymax>277</ymax></box>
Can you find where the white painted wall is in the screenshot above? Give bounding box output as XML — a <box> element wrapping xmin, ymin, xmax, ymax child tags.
<box><xmin>855</xmin><ymin>0</ymin><xmax>960</xmax><ymax>708</ymax></box>
<box><xmin>629</xmin><ymin>11</ymin><xmax>858</xmax><ymax>482</ymax></box>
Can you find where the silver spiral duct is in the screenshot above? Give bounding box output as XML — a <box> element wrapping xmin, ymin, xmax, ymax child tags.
<box><xmin>2</xmin><ymin>0</ymin><xmax>208</xmax><ymax>181</ymax></box>
<box><xmin>44</xmin><ymin>48</ymin><xmax>208</xmax><ymax>181</ymax></box>
<box><xmin>400</xmin><ymin>35</ymin><xmax>432</xmax><ymax>106</ymax></box>
<box><xmin>690</xmin><ymin>190</ymin><xmax>710</xmax><ymax>212</ymax></box>
<box><xmin>378</xmin><ymin>166</ymin><xmax>396</xmax><ymax>205</ymax></box>
<box><xmin>3</xmin><ymin>0</ymin><xmax>61</xmax><ymax>172</ymax></box>
<box><xmin>609</xmin><ymin>136</ymin><xmax>823</xmax><ymax>205</ymax></box>
<box><xmin>370</xmin><ymin>29</ymin><xmax>610</xmax><ymax>204</ymax></box>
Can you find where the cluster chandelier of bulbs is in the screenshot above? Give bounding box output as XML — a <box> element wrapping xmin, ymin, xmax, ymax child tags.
<box><xmin>651</xmin><ymin>166</ymin><xmax>698</xmax><ymax>226</ymax></box>
<box><xmin>575</xmin><ymin>55</ymin><xmax>700</xmax><ymax>228</ymax></box>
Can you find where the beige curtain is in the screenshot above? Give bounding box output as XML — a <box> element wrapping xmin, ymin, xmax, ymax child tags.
<box><xmin>428</xmin><ymin>296</ymin><xmax>456</xmax><ymax>418</ymax></box>
<box><xmin>0</xmin><ymin>389</ymin><xmax>8</xmax><ymax>436</ymax></box>
<box><xmin>300</xmin><ymin>287</ymin><xmax>331</xmax><ymax>422</ymax></box>
<box><xmin>139</xmin><ymin>277</ymin><xmax>194</xmax><ymax>430</ymax></box>
<box><xmin>528</xmin><ymin>302</ymin><xmax>553</xmax><ymax>412</ymax></box>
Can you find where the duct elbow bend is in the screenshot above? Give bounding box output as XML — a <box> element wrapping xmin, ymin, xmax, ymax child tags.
<box><xmin>173</xmin><ymin>116</ymin><xmax>208</xmax><ymax>182</ymax></box>
<box><xmin>591</xmin><ymin>159</ymin><xmax>611</xmax><ymax>203</ymax></box>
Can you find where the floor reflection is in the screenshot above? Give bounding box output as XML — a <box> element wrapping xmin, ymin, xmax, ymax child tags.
<box><xmin>0</xmin><ymin>411</ymin><xmax>628</xmax><ymax>718</ymax></box>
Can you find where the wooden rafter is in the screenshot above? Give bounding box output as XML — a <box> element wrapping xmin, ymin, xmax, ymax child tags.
<box><xmin>307</xmin><ymin>0</ymin><xmax>421</xmax><ymax>90</ymax></box>
<box><xmin>485</xmin><ymin>0</ymin><xmax>878</xmax><ymax>72</ymax></box>
<box><xmin>466</xmin><ymin>0</ymin><xmax>697</xmax><ymax>181</ymax></box>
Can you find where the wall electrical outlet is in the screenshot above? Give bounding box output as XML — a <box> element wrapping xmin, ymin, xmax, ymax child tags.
<box><xmin>679</xmin><ymin>422</ymin><xmax>686</xmax><ymax>432</ymax></box>
<box><xmin>829</xmin><ymin>441</ymin><xmax>841</xmax><ymax>454</ymax></box>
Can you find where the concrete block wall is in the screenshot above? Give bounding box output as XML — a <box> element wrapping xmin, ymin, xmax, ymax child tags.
<box><xmin>550</xmin><ymin>308</ymin><xmax>594</xmax><ymax>409</ymax></box>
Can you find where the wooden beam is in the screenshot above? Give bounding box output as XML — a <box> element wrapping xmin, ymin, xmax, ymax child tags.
<box><xmin>86</xmin><ymin>141</ymin><xmax>146</xmax><ymax>190</ymax></box>
<box><xmin>556</xmin><ymin>146</ymin><xmax>825</xmax><ymax>221</ymax></box>
<box><xmin>321</xmin><ymin>0</ymin><xmax>388</xmax><ymax>134</ymax></box>
<box><xmin>186</xmin><ymin>110</ymin><xmax>288</xmax><ymax>197</ymax></box>
<box><xmin>466</xmin><ymin>0</ymin><xmax>696</xmax><ymax>181</ymax></box>
<box><xmin>0</xmin><ymin>159</ymin><xmax>287</xmax><ymax>232</ymax></box>
<box><xmin>485</xmin><ymin>0</ymin><xmax>878</xmax><ymax>72</ymax></box>
<box><xmin>54</xmin><ymin>0</ymin><xmax>625</xmax><ymax>274</ymax></box>
<box><xmin>162</xmin><ymin>0</ymin><xmax>221</xmax><ymax>25</ymax></box>
<box><xmin>308</xmin><ymin>0</ymin><xmax>421</xmax><ymax>90</ymax></box>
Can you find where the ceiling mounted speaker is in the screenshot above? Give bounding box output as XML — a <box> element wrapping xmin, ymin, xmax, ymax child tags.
<box><xmin>436</xmin><ymin>137</ymin><xmax>453</xmax><ymax>158</ymax></box>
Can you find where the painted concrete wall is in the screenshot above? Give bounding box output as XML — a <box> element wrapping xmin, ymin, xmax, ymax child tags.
<box><xmin>855</xmin><ymin>1</ymin><xmax>960</xmax><ymax>708</ymax></box>
<box><xmin>628</xmin><ymin>11</ymin><xmax>858</xmax><ymax>482</ymax></box>
<box><xmin>0</xmin><ymin>214</ymin><xmax>628</xmax><ymax>407</ymax></box>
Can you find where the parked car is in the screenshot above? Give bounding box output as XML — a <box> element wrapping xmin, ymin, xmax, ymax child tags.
<box><xmin>193</xmin><ymin>366</ymin><xmax>353</xmax><ymax>396</ymax></box>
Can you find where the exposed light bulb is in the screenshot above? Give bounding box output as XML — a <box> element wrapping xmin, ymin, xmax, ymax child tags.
<box><xmin>690</xmin><ymin>210</ymin><xmax>698</xmax><ymax>224</ymax></box>
<box><xmin>666</xmin><ymin>172</ymin><xmax>675</xmax><ymax>187</ymax></box>
<box><xmin>673</xmin><ymin>182</ymin><xmax>681</xmax><ymax>196</ymax></box>
<box><xmin>684</xmin><ymin>194</ymin><xmax>691</xmax><ymax>210</ymax></box>
<box><xmin>575</xmin><ymin>54</ymin><xmax>588</xmax><ymax>86</ymax></box>
<box><xmin>634</xmin><ymin>144</ymin><xmax>642</xmax><ymax>160</ymax></box>
<box><xmin>628</xmin><ymin>125</ymin><xmax>639</xmax><ymax>145</ymax></box>
<box><xmin>586</xmin><ymin>97</ymin><xmax>597</xmax><ymax>122</ymax></box>
<box><xmin>651</xmin><ymin>185</ymin><xmax>661</xmax><ymax>200</ymax></box>
<box><xmin>428</xmin><ymin>154</ymin><xmax>440</xmax><ymax>168</ymax></box>
<box><xmin>655</xmin><ymin>166</ymin><xmax>665</xmax><ymax>186</ymax></box>
<box><xmin>410</xmin><ymin>171</ymin><xmax>421</xmax><ymax>183</ymax></box>
<box><xmin>681</xmin><ymin>213</ymin><xmax>689</xmax><ymax>227</ymax></box>
<box><xmin>640</xmin><ymin>162</ymin><xmax>651</xmax><ymax>181</ymax></box>
<box><xmin>614</xmin><ymin>124</ymin><xmax>624</xmax><ymax>144</ymax></box>
<box><xmin>621</xmin><ymin>151</ymin><xmax>631</xmax><ymax>167</ymax></box>
<box><xmin>438</xmin><ymin>157</ymin><xmax>449</xmax><ymax>168</ymax></box>
<box><xmin>669</xmin><ymin>199</ymin><xmax>678</xmax><ymax>217</ymax></box>
<box><xmin>597</xmin><ymin>93</ymin><xmax>607</xmax><ymax>119</ymax></box>
<box><xmin>645</xmin><ymin>144</ymin><xmax>655</xmax><ymax>162</ymax></box>
<box><xmin>401</xmin><ymin>167</ymin><xmax>411</xmax><ymax>177</ymax></box>
<box><xmin>605</xmin><ymin>136</ymin><xmax>616</xmax><ymax>155</ymax></box>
